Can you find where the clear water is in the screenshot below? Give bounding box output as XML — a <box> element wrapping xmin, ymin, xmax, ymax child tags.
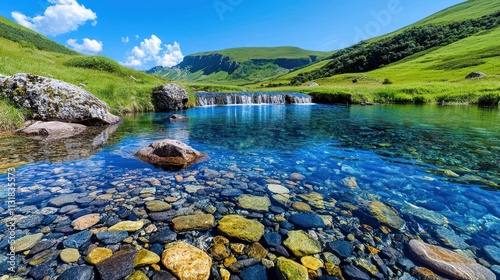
<box><xmin>1</xmin><ymin>104</ymin><xmax>500</xmax><ymax>253</ymax></box>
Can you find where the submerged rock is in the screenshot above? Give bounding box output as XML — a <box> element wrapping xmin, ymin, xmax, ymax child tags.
<box><xmin>172</xmin><ymin>214</ymin><xmax>216</xmax><ymax>232</ymax></box>
<box><xmin>13</xmin><ymin>233</ymin><xmax>43</xmax><ymax>253</ymax></box>
<box><xmin>95</xmin><ymin>249</ymin><xmax>137</xmax><ymax>280</ymax></box>
<box><xmin>1</xmin><ymin>73</ymin><xmax>120</xmax><ymax>125</ymax></box>
<box><xmin>152</xmin><ymin>83</ymin><xmax>189</xmax><ymax>111</ymax></box>
<box><xmin>289</xmin><ymin>213</ymin><xmax>326</xmax><ymax>229</ymax></box>
<box><xmin>409</xmin><ymin>239</ymin><xmax>496</xmax><ymax>280</ymax></box>
<box><xmin>16</xmin><ymin>121</ymin><xmax>87</xmax><ymax>138</ymax></box>
<box><xmin>276</xmin><ymin>257</ymin><xmax>309</xmax><ymax>280</ymax></box>
<box><xmin>217</xmin><ymin>215</ymin><xmax>265</xmax><ymax>242</ymax></box>
<box><xmin>135</xmin><ymin>139</ymin><xmax>207</xmax><ymax>170</ymax></box>
<box><xmin>283</xmin><ymin>230</ymin><xmax>322</xmax><ymax>257</ymax></box>
<box><xmin>237</xmin><ymin>194</ymin><xmax>271</xmax><ymax>211</ymax></box>
<box><xmin>71</xmin><ymin>213</ymin><xmax>101</xmax><ymax>230</ymax></box>
<box><xmin>161</xmin><ymin>241</ymin><xmax>212</xmax><ymax>280</ymax></box>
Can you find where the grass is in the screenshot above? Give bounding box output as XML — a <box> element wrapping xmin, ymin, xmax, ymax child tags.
<box><xmin>0</xmin><ymin>99</ymin><xmax>25</xmax><ymax>132</ymax></box>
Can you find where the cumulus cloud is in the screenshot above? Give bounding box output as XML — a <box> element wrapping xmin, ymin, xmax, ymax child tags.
<box><xmin>67</xmin><ymin>38</ymin><xmax>103</xmax><ymax>54</ymax></box>
<box><xmin>11</xmin><ymin>0</ymin><xmax>97</xmax><ymax>36</ymax></box>
<box><xmin>122</xmin><ymin>36</ymin><xmax>130</xmax><ymax>43</ymax></box>
<box><xmin>123</xmin><ymin>35</ymin><xmax>184</xmax><ymax>68</ymax></box>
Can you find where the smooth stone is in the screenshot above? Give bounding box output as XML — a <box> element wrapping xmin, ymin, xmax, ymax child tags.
<box><xmin>368</xmin><ymin>201</ymin><xmax>406</xmax><ymax>230</ymax></box>
<box><xmin>29</xmin><ymin>249</ymin><xmax>60</xmax><ymax>266</ymax></box>
<box><xmin>341</xmin><ymin>263</ymin><xmax>370</xmax><ymax>280</ymax></box>
<box><xmin>185</xmin><ymin>184</ymin><xmax>205</xmax><ymax>193</ymax></box>
<box><xmin>329</xmin><ymin>241</ymin><xmax>353</xmax><ymax>259</ymax></box>
<box><xmin>58</xmin><ymin>266</ymin><xmax>94</xmax><ymax>280</ymax></box>
<box><xmin>272</xmin><ymin>194</ymin><xmax>292</xmax><ymax>208</ymax></box>
<box><xmin>146</xmin><ymin>200</ymin><xmax>173</xmax><ymax>212</ymax></box>
<box><xmin>152</xmin><ymin>270</ymin><xmax>177</xmax><ymax>280</ymax></box>
<box><xmin>267</xmin><ymin>184</ymin><xmax>289</xmax><ymax>194</ymax></box>
<box><xmin>28</xmin><ymin>263</ymin><xmax>53</xmax><ymax>280</ymax></box>
<box><xmin>276</xmin><ymin>257</ymin><xmax>309</xmax><ymax>280</ymax></box>
<box><xmin>109</xmin><ymin>220</ymin><xmax>144</xmax><ymax>232</ymax></box>
<box><xmin>16</xmin><ymin>215</ymin><xmax>44</xmax><ymax>229</ymax></box>
<box><xmin>172</xmin><ymin>214</ymin><xmax>216</xmax><ymax>232</ymax></box>
<box><xmin>298</xmin><ymin>192</ymin><xmax>325</xmax><ymax>209</ymax></box>
<box><xmin>435</xmin><ymin>226</ymin><xmax>469</xmax><ymax>249</ymax></box>
<box><xmin>292</xmin><ymin>202</ymin><xmax>312</xmax><ymax>212</ymax></box>
<box><xmin>150</xmin><ymin>230</ymin><xmax>177</xmax><ymax>244</ymax></box>
<box><xmin>72</xmin><ymin>213</ymin><xmax>101</xmax><ymax>230</ymax></box>
<box><xmin>96</xmin><ymin>231</ymin><xmax>129</xmax><ymax>245</ymax></box>
<box><xmin>49</xmin><ymin>193</ymin><xmax>85</xmax><ymax>207</ymax></box>
<box><xmin>289</xmin><ymin>213</ymin><xmax>325</xmax><ymax>229</ymax></box>
<box><xmin>63</xmin><ymin>231</ymin><xmax>92</xmax><ymax>249</ymax></box>
<box><xmin>484</xmin><ymin>245</ymin><xmax>500</xmax><ymax>264</ymax></box>
<box><xmin>402</xmin><ymin>203</ymin><xmax>449</xmax><ymax>225</ymax></box>
<box><xmin>140</xmin><ymin>187</ymin><xmax>156</xmax><ymax>194</ymax></box>
<box><xmin>290</xmin><ymin>173</ymin><xmax>306</xmax><ymax>181</ymax></box>
<box><xmin>210</xmin><ymin>243</ymin><xmax>231</xmax><ymax>261</ymax></box>
<box><xmin>283</xmin><ymin>230</ymin><xmax>322</xmax><ymax>257</ymax></box>
<box><xmin>240</xmin><ymin>265</ymin><xmax>268</xmax><ymax>280</ymax></box>
<box><xmin>237</xmin><ymin>194</ymin><xmax>271</xmax><ymax>212</ymax></box>
<box><xmin>410</xmin><ymin>266</ymin><xmax>448</xmax><ymax>280</ymax></box>
<box><xmin>217</xmin><ymin>215</ymin><xmax>265</xmax><ymax>242</ymax></box>
<box><xmin>228</xmin><ymin>258</ymin><xmax>261</xmax><ymax>273</ymax></box>
<box><xmin>60</xmin><ymin>248</ymin><xmax>80</xmax><ymax>263</ymax></box>
<box><xmin>28</xmin><ymin>240</ymin><xmax>57</xmax><ymax>255</ymax></box>
<box><xmin>301</xmin><ymin>256</ymin><xmax>324</xmax><ymax>270</ymax></box>
<box><xmin>409</xmin><ymin>239</ymin><xmax>496</xmax><ymax>280</ymax></box>
<box><xmin>263</xmin><ymin>232</ymin><xmax>282</xmax><ymax>247</ymax></box>
<box><xmin>86</xmin><ymin>247</ymin><xmax>113</xmax><ymax>265</ymax></box>
<box><xmin>221</xmin><ymin>189</ymin><xmax>243</xmax><ymax>197</ymax></box>
<box><xmin>353</xmin><ymin>258</ymin><xmax>379</xmax><ymax>276</ymax></box>
<box><xmin>245</xmin><ymin>243</ymin><xmax>268</xmax><ymax>259</ymax></box>
<box><xmin>135</xmin><ymin>139</ymin><xmax>206</xmax><ymax>170</ymax></box>
<box><xmin>134</xmin><ymin>249</ymin><xmax>160</xmax><ymax>267</ymax></box>
<box><xmin>14</xmin><ymin>233</ymin><xmax>43</xmax><ymax>252</ymax></box>
<box><xmin>162</xmin><ymin>241</ymin><xmax>212</xmax><ymax>280</ymax></box>
<box><xmin>129</xmin><ymin>270</ymin><xmax>149</xmax><ymax>280</ymax></box>
<box><xmin>96</xmin><ymin>249</ymin><xmax>137</xmax><ymax>280</ymax></box>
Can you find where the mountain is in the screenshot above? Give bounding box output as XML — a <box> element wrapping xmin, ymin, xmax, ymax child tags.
<box><xmin>0</xmin><ymin>16</ymin><xmax>169</xmax><ymax>131</ymax></box>
<box><xmin>266</xmin><ymin>0</ymin><xmax>500</xmax><ymax>86</ymax></box>
<box><xmin>147</xmin><ymin>47</ymin><xmax>331</xmax><ymax>85</ymax></box>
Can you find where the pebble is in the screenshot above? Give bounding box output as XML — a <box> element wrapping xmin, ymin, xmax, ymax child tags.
<box><xmin>146</xmin><ymin>200</ymin><xmax>173</xmax><ymax>212</ymax></box>
<box><xmin>240</xmin><ymin>265</ymin><xmax>268</xmax><ymax>280</ymax></box>
<box><xmin>221</xmin><ymin>189</ymin><xmax>243</xmax><ymax>197</ymax></box>
<box><xmin>96</xmin><ymin>231</ymin><xmax>129</xmax><ymax>244</ymax></box>
<box><xmin>484</xmin><ymin>245</ymin><xmax>500</xmax><ymax>264</ymax></box>
<box><xmin>162</xmin><ymin>242</ymin><xmax>212</xmax><ymax>280</ymax></box>
<box><xmin>217</xmin><ymin>215</ymin><xmax>265</xmax><ymax>242</ymax></box>
<box><xmin>283</xmin><ymin>230</ymin><xmax>322</xmax><ymax>257</ymax></box>
<box><xmin>28</xmin><ymin>240</ymin><xmax>57</xmax><ymax>255</ymax></box>
<box><xmin>277</xmin><ymin>257</ymin><xmax>308</xmax><ymax>280</ymax></box>
<box><xmin>63</xmin><ymin>231</ymin><xmax>92</xmax><ymax>248</ymax></box>
<box><xmin>16</xmin><ymin>215</ymin><xmax>44</xmax><ymax>229</ymax></box>
<box><xmin>292</xmin><ymin>202</ymin><xmax>312</xmax><ymax>212</ymax></box>
<box><xmin>341</xmin><ymin>263</ymin><xmax>370</xmax><ymax>280</ymax></box>
<box><xmin>71</xmin><ymin>213</ymin><xmax>101</xmax><ymax>230</ymax></box>
<box><xmin>134</xmin><ymin>249</ymin><xmax>160</xmax><ymax>267</ymax></box>
<box><xmin>95</xmin><ymin>249</ymin><xmax>138</xmax><ymax>280</ymax></box>
<box><xmin>301</xmin><ymin>256</ymin><xmax>324</xmax><ymax>270</ymax></box>
<box><xmin>263</xmin><ymin>232</ymin><xmax>282</xmax><ymax>247</ymax></box>
<box><xmin>49</xmin><ymin>193</ymin><xmax>85</xmax><ymax>207</ymax></box>
<box><xmin>14</xmin><ymin>233</ymin><xmax>44</xmax><ymax>253</ymax></box>
<box><xmin>237</xmin><ymin>194</ymin><xmax>271</xmax><ymax>212</ymax></box>
<box><xmin>28</xmin><ymin>263</ymin><xmax>53</xmax><ymax>280</ymax></box>
<box><xmin>57</xmin><ymin>266</ymin><xmax>94</xmax><ymax>280</ymax></box>
<box><xmin>150</xmin><ymin>229</ymin><xmax>177</xmax><ymax>244</ymax></box>
<box><xmin>172</xmin><ymin>214</ymin><xmax>216</xmax><ymax>232</ymax></box>
<box><xmin>86</xmin><ymin>247</ymin><xmax>113</xmax><ymax>264</ymax></box>
<box><xmin>60</xmin><ymin>248</ymin><xmax>81</xmax><ymax>263</ymax></box>
<box><xmin>435</xmin><ymin>226</ymin><xmax>469</xmax><ymax>249</ymax></box>
<box><xmin>109</xmin><ymin>220</ymin><xmax>144</xmax><ymax>232</ymax></box>
<box><xmin>228</xmin><ymin>258</ymin><xmax>261</xmax><ymax>273</ymax></box>
<box><xmin>267</xmin><ymin>184</ymin><xmax>289</xmax><ymax>194</ymax></box>
<box><xmin>289</xmin><ymin>213</ymin><xmax>326</xmax><ymax>229</ymax></box>
<box><xmin>328</xmin><ymin>240</ymin><xmax>353</xmax><ymax>259</ymax></box>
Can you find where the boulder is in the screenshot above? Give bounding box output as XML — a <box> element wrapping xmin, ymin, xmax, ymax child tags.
<box><xmin>135</xmin><ymin>139</ymin><xmax>207</xmax><ymax>170</ymax></box>
<box><xmin>152</xmin><ymin>84</ymin><xmax>189</xmax><ymax>111</ymax></box>
<box><xmin>409</xmin><ymin>239</ymin><xmax>495</xmax><ymax>280</ymax></box>
<box><xmin>16</xmin><ymin>121</ymin><xmax>86</xmax><ymax>138</ymax></box>
<box><xmin>1</xmin><ymin>73</ymin><xmax>120</xmax><ymax>125</ymax></box>
<box><xmin>465</xmin><ymin>72</ymin><xmax>486</xmax><ymax>79</ymax></box>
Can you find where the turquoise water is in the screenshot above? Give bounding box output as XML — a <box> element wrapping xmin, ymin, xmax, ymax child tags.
<box><xmin>2</xmin><ymin>104</ymin><xmax>500</xmax><ymax>256</ymax></box>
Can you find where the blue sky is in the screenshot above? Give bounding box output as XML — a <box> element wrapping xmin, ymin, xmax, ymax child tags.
<box><xmin>0</xmin><ymin>0</ymin><xmax>465</xmax><ymax>70</ymax></box>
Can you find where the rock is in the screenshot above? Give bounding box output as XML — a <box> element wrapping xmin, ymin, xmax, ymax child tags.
<box><xmin>217</xmin><ymin>215</ymin><xmax>265</xmax><ymax>242</ymax></box>
<box><xmin>263</xmin><ymin>232</ymin><xmax>282</xmax><ymax>247</ymax></box>
<box><xmin>240</xmin><ymin>265</ymin><xmax>268</xmax><ymax>280</ymax></box>
<box><xmin>342</xmin><ymin>177</ymin><xmax>359</xmax><ymax>189</ymax></box>
<box><xmin>72</xmin><ymin>213</ymin><xmax>101</xmax><ymax>230</ymax></box>
<box><xmin>150</xmin><ymin>230</ymin><xmax>177</xmax><ymax>244</ymax></box>
<box><xmin>402</xmin><ymin>202</ymin><xmax>448</xmax><ymax>225</ymax></box>
<box><xmin>435</xmin><ymin>226</ymin><xmax>469</xmax><ymax>249</ymax></box>
<box><xmin>172</xmin><ymin>214</ymin><xmax>215</xmax><ymax>232</ymax></box>
<box><xmin>283</xmin><ymin>230</ymin><xmax>322</xmax><ymax>257</ymax></box>
<box><xmin>60</xmin><ymin>248</ymin><xmax>80</xmax><ymax>263</ymax></box>
<box><xmin>210</xmin><ymin>243</ymin><xmax>231</xmax><ymax>261</ymax></box>
<box><xmin>109</xmin><ymin>220</ymin><xmax>144</xmax><ymax>232</ymax></box>
<box><xmin>301</xmin><ymin>256</ymin><xmax>324</xmax><ymax>270</ymax></box>
<box><xmin>185</xmin><ymin>184</ymin><xmax>205</xmax><ymax>193</ymax></box>
<box><xmin>267</xmin><ymin>184</ymin><xmax>289</xmax><ymax>194</ymax></box>
<box><xmin>16</xmin><ymin>121</ymin><xmax>87</xmax><ymax>138</ymax></box>
<box><xmin>410</xmin><ymin>266</ymin><xmax>448</xmax><ymax>280</ymax></box>
<box><xmin>28</xmin><ymin>263</ymin><xmax>53</xmax><ymax>280</ymax></box>
<box><xmin>341</xmin><ymin>263</ymin><xmax>370</xmax><ymax>280</ymax></box>
<box><xmin>96</xmin><ymin>249</ymin><xmax>138</xmax><ymax>280</ymax></box>
<box><xmin>28</xmin><ymin>240</ymin><xmax>57</xmax><ymax>255</ymax></box>
<box><xmin>353</xmin><ymin>258</ymin><xmax>378</xmax><ymax>276</ymax></box>
<box><xmin>63</xmin><ymin>231</ymin><xmax>92</xmax><ymax>248</ymax></box>
<box><xmin>292</xmin><ymin>202</ymin><xmax>312</xmax><ymax>212</ymax></box>
<box><xmin>135</xmin><ymin>139</ymin><xmax>207</xmax><ymax>170</ymax></box>
<box><xmin>237</xmin><ymin>194</ymin><xmax>271</xmax><ymax>212</ymax></box>
<box><xmin>276</xmin><ymin>257</ymin><xmax>309</xmax><ymax>280</ymax></box>
<box><xmin>298</xmin><ymin>192</ymin><xmax>325</xmax><ymax>209</ymax></box>
<box><xmin>128</xmin><ymin>270</ymin><xmax>149</xmax><ymax>280</ymax></box>
<box><xmin>465</xmin><ymin>72</ymin><xmax>486</xmax><ymax>79</ymax></box>
<box><xmin>152</xmin><ymin>83</ymin><xmax>189</xmax><ymax>111</ymax></box>
<box><xmin>161</xmin><ymin>241</ymin><xmax>212</xmax><ymax>280</ymax></box>
<box><xmin>221</xmin><ymin>189</ymin><xmax>243</xmax><ymax>197</ymax></box>
<box><xmin>273</xmin><ymin>194</ymin><xmax>292</xmax><ymax>208</ymax></box>
<box><xmin>13</xmin><ymin>233</ymin><xmax>43</xmax><ymax>253</ymax></box>
<box><xmin>245</xmin><ymin>243</ymin><xmax>268</xmax><ymax>259</ymax></box>
<box><xmin>328</xmin><ymin>241</ymin><xmax>353</xmax><ymax>259</ymax></box>
<box><xmin>146</xmin><ymin>200</ymin><xmax>172</xmax><ymax>212</ymax></box>
<box><xmin>16</xmin><ymin>215</ymin><xmax>44</xmax><ymax>229</ymax></box>
<box><xmin>170</xmin><ymin>114</ymin><xmax>189</xmax><ymax>120</ymax></box>
<box><xmin>96</xmin><ymin>230</ymin><xmax>129</xmax><ymax>244</ymax></box>
<box><xmin>2</xmin><ymin>73</ymin><xmax>119</xmax><ymax>125</ymax></box>
<box><xmin>368</xmin><ymin>201</ymin><xmax>406</xmax><ymax>231</ymax></box>
<box><xmin>289</xmin><ymin>213</ymin><xmax>325</xmax><ymax>229</ymax></box>
<box><xmin>484</xmin><ymin>245</ymin><xmax>500</xmax><ymax>264</ymax></box>
<box><xmin>308</xmin><ymin>82</ymin><xmax>319</xmax><ymax>87</ymax></box>
<box><xmin>228</xmin><ymin>258</ymin><xmax>261</xmax><ymax>273</ymax></box>
<box><xmin>58</xmin><ymin>266</ymin><xmax>94</xmax><ymax>280</ymax></box>
<box><xmin>49</xmin><ymin>193</ymin><xmax>85</xmax><ymax>207</ymax></box>
<box><xmin>409</xmin><ymin>239</ymin><xmax>496</xmax><ymax>280</ymax></box>
<box><xmin>86</xmin><ymin>247</ymin><xmax>113</xmax><ymax>265</ymax></box>
<box><xmin>134</xmin><ymin>249</ymin><xmax>160</xmax><ymax>267</ymax></box>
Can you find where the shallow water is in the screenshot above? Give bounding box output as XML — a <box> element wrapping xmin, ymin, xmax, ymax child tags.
<box><xmin>1</xmin><ymin>104</ymin><xmax>500</xmax><ymax>270</ymax></box>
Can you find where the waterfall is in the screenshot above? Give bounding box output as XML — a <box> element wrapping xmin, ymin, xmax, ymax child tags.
<box><xmin>196</xmin><ymin>92</ymin><xmax>312</xmax><ymax>106</ymax></box>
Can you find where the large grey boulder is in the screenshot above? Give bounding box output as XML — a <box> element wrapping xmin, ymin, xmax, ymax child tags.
<box><xmin>135</xmin><ymin>139</ymin><xmax>207</xmax><ymax>170</ymax></box>
<box><xmin>0</xmin><ymin>73</ymin><xmax>120</xmax><ymax>125</ymax></box>
<box><xmin>152</xmin><ymin>84</ymin><xmax>189</xmax><ymax>111</ymax></box>
<box><xmin>465</xmin><ymin>72</ymin><xmax>486</xmax><ymax>79</ymax></box>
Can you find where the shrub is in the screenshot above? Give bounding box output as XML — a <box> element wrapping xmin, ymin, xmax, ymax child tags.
<box><xmin>477</xmin><ymin>93</ymin><xmax>500</xmax><ymax>106</ymax></box>
<box><xmin>63</xmin><ymin>56</ymin><xmax>122</xmax><ymax>74</ymax></box>
<box><xmin>382</xmin><ymin>78</ymin><xmax>393</xmax><ymax>85</ymax></box>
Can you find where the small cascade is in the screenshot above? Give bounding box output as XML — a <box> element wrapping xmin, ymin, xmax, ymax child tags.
<box><xmin>196</xmin><ymin>92</ymin><xmax>312</xmax><ymax>106</ymax></box>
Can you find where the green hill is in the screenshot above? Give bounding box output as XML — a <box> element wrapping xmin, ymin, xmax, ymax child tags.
<box><xmin>0</xmin><ymin>16</ymin><xmax>169</xmax><ymax>131</ymax></box>
<box><xmin>148</xmin><ymin>47</ymin><xmax>331</xmax><ymax>85</ymax></box>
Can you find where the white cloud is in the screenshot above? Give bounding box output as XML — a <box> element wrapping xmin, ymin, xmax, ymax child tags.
<box><xmin>122</xmin><ymin>36</ymin><xmax>129</xmax><ymax>43</ymax></box>
<box><xmin>135</xmin><ymin>35</ymin><xmax>140</xmax><ymax>40</ymax></box>
<box><xmin>122</xmin><ymin>35</ymin><xmax>184</xmax><ymax>68</ymax></box>
<box><xmin>11</xmin><ymin>0</ymin><xmax>97</xmax><ymax>37</ymax></box>
<box><xmin>66</xmin><ymin>38</ymin><xmax>103</xmax><ymax>54</ymax></box>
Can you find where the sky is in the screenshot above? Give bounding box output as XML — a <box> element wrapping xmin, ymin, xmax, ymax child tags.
<box><xmin>0</xmin><ymin>0</ymin><xmax>466</xmax><ymax>70</ymax></box>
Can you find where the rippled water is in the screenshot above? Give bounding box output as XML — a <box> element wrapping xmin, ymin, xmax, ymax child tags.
<box><xmin>1</xmin><ymin>104</ymin><xmax>500</xmax><ymax>260</ymax></box>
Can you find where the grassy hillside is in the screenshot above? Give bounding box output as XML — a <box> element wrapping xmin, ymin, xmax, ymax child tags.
<box><xmin>0</xmin><ymin>17</ymin><xmax>170</xmax><ymax>132</ymax></box>
<box><xmin>192</xmin><ymin>47</ymin><xmax>329</xmax><ymax>62</ymax></box>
